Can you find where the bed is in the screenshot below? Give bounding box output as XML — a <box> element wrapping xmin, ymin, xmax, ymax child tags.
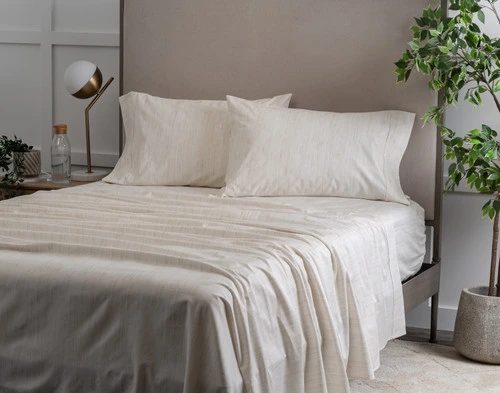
<box><xmin>0</xmin><ymin>0</ymin><xmax>443</xmax><ymax>392</ymax></box>
<box><xmin>0</xmin><ymin>183</ymin><xmax>425</xmax><ymax>392</ymax></box>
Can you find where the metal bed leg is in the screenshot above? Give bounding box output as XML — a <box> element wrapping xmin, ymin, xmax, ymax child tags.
<box><xmin>430</xmin><ymin>292</ymin><xmax>439</xmax><ymax>343</ymax></box>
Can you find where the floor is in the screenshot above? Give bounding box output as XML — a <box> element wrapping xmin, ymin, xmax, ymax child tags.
<box><xmin>350</xmin><ymin>339</ymin><xmax>500</xmax><ymax>393</ymax></box>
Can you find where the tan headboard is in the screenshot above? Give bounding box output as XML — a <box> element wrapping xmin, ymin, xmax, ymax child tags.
<box><xmin>121</xmin><ymin>0</ymin><xmax>442</xmax><ymax>222</ymax></box>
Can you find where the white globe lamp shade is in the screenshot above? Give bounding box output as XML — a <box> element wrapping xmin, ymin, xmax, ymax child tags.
<box><xmin>63</xmin><ymin>61</ymin><xmax>102</xmax><ymax>99</ymax></box>
<box><xmin>61</xmin><ymin>60</ymin><xmax>113</xmax><ymax>183</ymax></box>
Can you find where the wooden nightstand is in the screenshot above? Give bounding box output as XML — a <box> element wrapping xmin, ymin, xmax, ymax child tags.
<box><xmin>0</xmin><ymin>179</ymin><xmax>93</xmax><ymax>200</ymax></box>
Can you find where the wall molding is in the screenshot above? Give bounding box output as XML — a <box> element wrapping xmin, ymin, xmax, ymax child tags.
<box><xmin>0</xmin><ymin>31</ymin><xmax>119</xmax><ymax>47</ymax></box>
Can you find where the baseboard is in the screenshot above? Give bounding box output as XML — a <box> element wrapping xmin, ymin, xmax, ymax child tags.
<box><xmin>401</xmin><ymin>327</ymin><xmax>454</xmax><ymax>346</ymax></box>
<box><xmin>405</xmin><ymin>302</ymin><xmax>457</xmax><ymax>332</ymax></box>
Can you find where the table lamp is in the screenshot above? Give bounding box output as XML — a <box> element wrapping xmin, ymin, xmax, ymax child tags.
<box><xmin>63</xmin><ymin>60</ymin><xmax>114</xmax><ymax>181</ymax></box>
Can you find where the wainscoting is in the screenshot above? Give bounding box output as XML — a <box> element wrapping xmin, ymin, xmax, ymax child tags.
<box><xmin>0</xmin><ymin>0</ymin><xmax>120</xmax><ymax>171</ymax></box>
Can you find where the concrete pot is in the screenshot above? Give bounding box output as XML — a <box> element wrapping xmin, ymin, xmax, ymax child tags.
<box><xmin>454</xmin><ymin>286</ymin><xmax>500</xmax><ymax>364</ymax></box>
<box><xmin>13</xmin><ymin>150</ymin><xmax>41</xmax><ymax>177</ymax></box>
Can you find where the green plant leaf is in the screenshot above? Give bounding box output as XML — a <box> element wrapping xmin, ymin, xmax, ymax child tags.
<box><xmin>448</xmin><ymin>163</ymin><xmax>457</xmax><ymax>175</ymax></box>
<box><xmin>478</xmin><ymin>9</ymin><xmax>485</xmax><ymax>23</ymax></box>
<box><xmin>408</xmin><ymin>40</ymin><xmax>420</xmax><ymax>51</ymax></box>
<box><xmin>395</xmin><ymin>60</ymin><xmax>408</xmax><ymax>69</ymax></box>
<box><xmin>483</xmin><ymin>203</ymin><xmax>491</xmax><ymax>217</ymax></box>
<box><xmin>494</xmin><ymin>79</ymin><xmax>500</xmax><ymax>93</ymax></box>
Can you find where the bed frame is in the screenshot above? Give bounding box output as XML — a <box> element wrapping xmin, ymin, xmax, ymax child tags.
<box><xmin>120</xmin><ymin>0</ymin><xmax>444</xmax><ymax>342</ymax></box>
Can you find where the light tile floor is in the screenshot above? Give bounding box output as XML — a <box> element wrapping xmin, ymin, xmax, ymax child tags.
<box><xmin>350</xmin><ymin>340</ymin><xmax>500</xmax><ymax>393</ymax></box>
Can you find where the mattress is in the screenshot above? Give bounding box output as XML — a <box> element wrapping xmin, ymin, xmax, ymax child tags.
<box><xmin>0</xmin><ymin>182</ymin><xmax>425</xmax><ymax>393</ymax></box>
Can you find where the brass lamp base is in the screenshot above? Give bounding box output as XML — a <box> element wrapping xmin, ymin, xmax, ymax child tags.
<box><xmin>72</xmin><ymin>169</ymin><xmax>109</xmax><ymax>182</ymax></box>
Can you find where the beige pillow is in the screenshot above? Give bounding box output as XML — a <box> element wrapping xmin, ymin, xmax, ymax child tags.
<box><xmin>103</xmin><ymin>92</ymin><xmax>292</xmax><ymax>187</ymax></box>
<box><xmin>222</xmin><ymin>95</ymin><xmax>414</xmax><ymax>205</ymax></box>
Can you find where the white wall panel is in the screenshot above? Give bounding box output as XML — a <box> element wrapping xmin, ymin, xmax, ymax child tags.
<box><xmin>53</xmin><ymin>0</ymin><xmax>119</xmax><ymax>33</ymax></box>
<box><xmin>53</xmin><ymin>45</ymin><xmax>119</xmax><ymax>166</ymax></box>
<box><xmin>0</xmin><ymin>0</ymin><xmax>120</xmax><ymax>171</ymax></box>
<box><xmin>0</xmin><ymin>0</ymin><xmax>42</xmax><ymax>31</ymax></box>
<box><xmin>0</xmin><ymin>44</ymin><xmax>42</xmax><ymax>147</ymax></box>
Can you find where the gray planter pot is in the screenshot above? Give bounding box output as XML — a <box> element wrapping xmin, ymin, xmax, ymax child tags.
<box><xmin>13</xmin><ymin>150</ymin><xmax>41</xmax><ymax>177</ymax></box>
<box><xmin>454</xmin><ymin>286</ymin><xmax>500</xmax><ymax>364</ymax></box>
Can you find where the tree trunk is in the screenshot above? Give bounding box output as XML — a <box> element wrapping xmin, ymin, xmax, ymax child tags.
<box><xmin>497</xmin><ymin>209</ymin><xmax>500</xmax><ymax>297</ymax></box>
<box><xmin>490</xmin><ymin>198</ymin><xmax>500</xmax><ymax>297</ymax></box>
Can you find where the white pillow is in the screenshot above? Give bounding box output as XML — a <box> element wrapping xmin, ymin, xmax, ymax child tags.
<box><xmin>103</xmin><ymin>92</ymin><xmax>292</xmax><ymax>187</ymax></box>
<box><xmin>221</xmin><ymin>96</ymin><xmax>414</xmax><ymax>205</ymax></box>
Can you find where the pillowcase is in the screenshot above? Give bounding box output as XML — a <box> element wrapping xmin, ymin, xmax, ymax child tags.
<box><xmin>221</xmin><ymin>95</ymin><xmax>415</xmax><ymax>205</ymax></box>
<box><xmin>103</xmin><ymin>92</ymin><xmax>292</xmax><ymax>187</ymax></box>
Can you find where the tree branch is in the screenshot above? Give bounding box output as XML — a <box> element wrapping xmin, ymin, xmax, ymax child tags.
<box><xmin>491</xmin><ymin>194</ymin><xmax>500</xmax><ymax>296</ymax></box>
<box><xmin>454</xmin><ymin>51</ymin><xmax>500</xmax><ymax>113</ymax></box>
<box><xmin>485</xmin><ymin>1</ymin><xmax>500</xmax><ymax>25</ymax></box>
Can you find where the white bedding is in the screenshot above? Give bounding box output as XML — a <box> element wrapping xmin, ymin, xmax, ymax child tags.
<box><xmin>0</xmin><ymin>182</ymin><xmax>425</xmax><ymax>393</ymax></box>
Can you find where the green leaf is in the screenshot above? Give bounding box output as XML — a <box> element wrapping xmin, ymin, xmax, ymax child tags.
<box><xmin>471</xmin><ymin>3</ymin><xmax>482</xmax><ymax>13</ymax></box>
<box><xmin>415</xmin><ymin>17</ymin><xmax>425</xmax><ymax>27</ymax></box>
<box><xmin>448</xmin><ymin>163</ymin><xmax>457</xmax><ymax>175</ymax></box>
<box><xmin>468</xmin><ymin>95</ymin><xmax>479</xmax><ymax>105</ymax></box>
<box><xmin>438</xmin><ymin>45</ymin><xmax>450</xmax><ymax>53</ymax></box>
<box><xmin>478</xmin><ymin>10</ymin><xmax>485</xmax><ymax>24</ymax></box>
<box><xmin>408</xmin><ymin>40</ymin><xmax>420</xmax><ymax>51</ymax></box>
<box><xmin>395</xmin><ymin>60</ymin><xmax>408</xmax><ymax>69</ymax></box>
<box><xmin>482</xmin><ymin>124</ymin><xmax>493</xmax><ymax>134</ymax></box>
<box><xmin>494</xmin><ymin>80</ymin><xmax>500</xmax><ymax>93</ymax></box>
<box><xmin>483</xmin><ymin>203</ymin><xmax>491</xmax><ymax>217</ymax></box>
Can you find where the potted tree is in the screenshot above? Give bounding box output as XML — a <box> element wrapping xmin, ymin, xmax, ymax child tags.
<box><xmin>0</xmin><ymin>135</ymin><xmax>38</xmax><ymax>199</ymax></box>
<box><xmin>396</xmin><ymin>0</ymin><xmax>500</xmax><ymax>363</ymax></box>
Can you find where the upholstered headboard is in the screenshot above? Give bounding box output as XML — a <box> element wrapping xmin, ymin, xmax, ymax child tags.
<box><xmin>120</xmin><ymin>0</ymin><xmax>442</xmax><ymax>222</ymax></box>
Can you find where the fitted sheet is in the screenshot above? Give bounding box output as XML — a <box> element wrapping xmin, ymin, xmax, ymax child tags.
<box><xmin>0</xmin><ymin>182</ymin><xmax>425</xmax><ymax>393</ymax></box>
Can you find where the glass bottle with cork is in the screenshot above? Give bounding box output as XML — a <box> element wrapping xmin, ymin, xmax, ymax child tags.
<box><xmin>51</xmin><ymin>124</ymin><xmax>71</xmax><ymax>184</ymax></box>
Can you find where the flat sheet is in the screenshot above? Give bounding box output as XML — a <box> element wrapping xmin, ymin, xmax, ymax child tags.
<box><xmin>0</xmin><ymin>182</ymin><xmax>425</xmax><ymax>393</ymax></box>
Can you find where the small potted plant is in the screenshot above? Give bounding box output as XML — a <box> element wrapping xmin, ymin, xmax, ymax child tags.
<box><xmin>0</xmin><ymin>135</ymin><xmax>38</xmax><ymax>199</ymax></box>
<box><xmin>396</xmin><ymin>0</ymin><xmax>500</xmax><ymax>363</ymax></box>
